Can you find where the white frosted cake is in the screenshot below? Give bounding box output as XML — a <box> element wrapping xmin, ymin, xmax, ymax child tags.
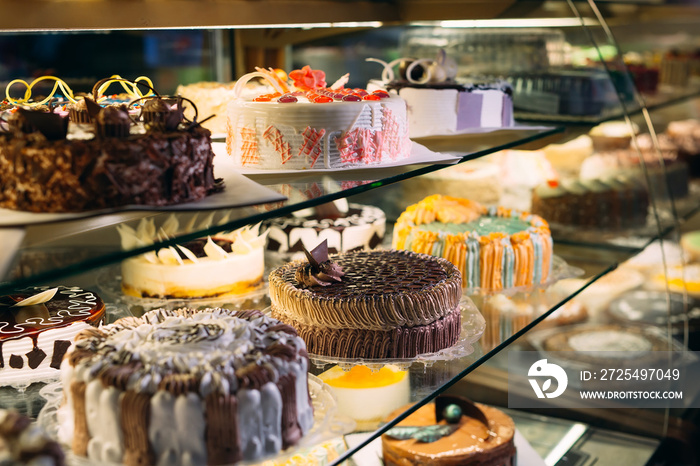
<box><xmin>118</xmin><ymin>217</ymin><xmax>266</xmax><ymax>299</ymax></box>
<box><xmin>57</xmin><ymin>307</ymin><xmax>313</xmax><ymax>465</ymax></box>
<box><xmin>318</xmin><ymin>364</ymin><xmax>409</xmax><ymax>431</ymax></box>
<box><xmin>367</xmin><ymin>52</ymin><xmax>514</xmax><ymax>138</ymax></box>
<box><xmin>264</xmin><ymin>200</ymin><xmax>386</xmax><ymax>259</ymax></box>
<box><xmin>0</xmin><ymin>286</ymin><xmax>105</xmax><ymax>388</ymax></box>
<box><xmin>226</xmin><ymin>66</ymin><xmax>411</xmax><ymax>170</ymax></box>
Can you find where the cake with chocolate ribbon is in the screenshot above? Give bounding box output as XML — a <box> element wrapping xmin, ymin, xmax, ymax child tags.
<box><xmin>0</xmin><ymin>77</ymin><xmax>218</xmax><ymax>213</ymax></box>
<box><xmin>381</xmin><ymin>395</ymin><xmax>516</xmax><ymax>465</ymax></box>
<box><xmin>269</xmin><ymin>240</ymin><xmax>463</xmax><ymax>359</ymax></box>
<box><xmin>0</xmin><ymin>286</ymin><xmax>105</xmax><ymax>388</ymax></box>
<box><xmin>393</xmin><ymin>195</ymin><xmax>553</xmax><ymax>291</ymax></box>
<box><xmin>58</xmin><ymin>307</ymin><xmax>313</xmax><ymax>465</ymax></box>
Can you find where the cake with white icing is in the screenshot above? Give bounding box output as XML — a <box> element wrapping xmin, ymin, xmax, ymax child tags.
<box><xmin>226</xmin><ymin>66</ymin><xmax>411</xmax><ymax>170</ymax></box>
<box><xmin>0</xmin><ymin>286</ymin><xmax>105</xmax><ymax>388</ymax></box>
<box><xmin>367</xmin><ymin>52</ymin><xmax>514</xmax><ymax>138</ymax></box>
<box><xmin>58</xmin><ymin>307</ymin><xmax>313</xmax><ymax>465</ymax></box>
<box><xmin>264</xmin><ymin>200</ymin><xmax>386</xmax><ymax>260</ymax></box>
<box><xmin>393</xmin><ymin>195</ymin><xmax>553</xmax><ymax>291</ymax></box>
<box><xmin>118</xmin><ymin>217</ymin><xmax>267</xmax><ymax>299</ymax></box>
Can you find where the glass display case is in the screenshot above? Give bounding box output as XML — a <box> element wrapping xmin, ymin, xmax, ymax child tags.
<box><xmin>1</xmin><ymin>1</ymin><xmax>699</xmax><ymax>465</ymax></box>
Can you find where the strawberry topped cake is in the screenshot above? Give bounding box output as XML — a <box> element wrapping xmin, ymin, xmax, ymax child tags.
<box><xmin>225</xmin><ymin>66</ymin><xmax>411</xmax><ymax>170</ymax></box>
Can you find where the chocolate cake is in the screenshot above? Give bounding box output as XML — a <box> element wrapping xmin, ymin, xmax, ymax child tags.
<box><xmin>0</xmin><ymin>80</ymin><xmax>218</xmax><ymax>213</ymax></box>
<box><xmin>269</xmin><ymin>242</ymin><xmax>463</xmax><ymax>359</ymax></box>
<box><xmin>381</xmin><ymin>395</ymin><xmax>516</xmax><ymax>466</ymax></box>
<box><xmin>0</xmin><ymin>286</ymin><xmax>105</xmax><ymax>388</ymax></box>
<box><xmin>0</xmin><ymin>408</ymin><xmax>65</xmax><ymax>465</ymax></box>
<box><xmin>58</xmin><ymin>307</ymin><xmax>313</xmax><ymax>465</ymax></box>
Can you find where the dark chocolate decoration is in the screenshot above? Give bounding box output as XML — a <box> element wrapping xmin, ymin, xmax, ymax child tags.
<box><xmin>9</xmin><ymin>354</ymin><xmax>23</xmax><ymax>369</ymax></box>
<box><xmin>95</xmin><ymin>105</ymin><xmax>131</xmax><ymax>139</ymax></box>
<box><xmin>26</xmin><ymin>346</ymin><xmax>47</xmax><ymax>369</ymax></box>
<box><xmin>296</xmin><ymin>240</ymin><xmax>345</xmax><ymax>287</ymax></box>
<box><xmin>51</xmin><ymin>340</ymin><xmax>72</xmax><ymax>369</ymax></box>
<box><xmin>435</xmin><ymin>394</ymin><xmax>489</xmax><ymax>428</ymax></box>
<box><xmin>17</xmin><ymin>108</ymin><xmax>68</xmax><ymax>141</ymax></box>
<box><xmin>84</xmin><ymin>96</ymin><xmax>103</xmax><ymax>120</ymax></box>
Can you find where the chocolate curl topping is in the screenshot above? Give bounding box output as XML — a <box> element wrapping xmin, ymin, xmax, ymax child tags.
<box><xmin>295</xmin><ymin>240</ymin><xmax>345</xmax><ymax>287</ymax></box>
<box><xmin>83</xmin><ymin>96</ymin><xmax>103</xmax><ymax>120</ymax></box>
<box><xmin>435</xmin><ymin>394</ymin><xmax>490</xmax><ymax>429</ymax></box>
<box><xmin>17</xmin><ymin>108</ymin><xmax>68</xmax><ymax>140</ymax></box>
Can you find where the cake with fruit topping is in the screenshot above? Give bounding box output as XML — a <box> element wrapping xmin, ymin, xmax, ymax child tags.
<box><xmin>393</xmin><ymin>195</ymin><xmax>553</xmax><ymax>291</ymax></box>
<box><xmin>118</xmin><ymin>217</ymin><xmax>266</xmax><ymax>299</ymax></box>
<box><xmin>367</xmin><ymin>51</ymin><xmax>514</xmax><ymax>138</ymax></box>
<box><xmin>381</xmin><ymin>395</ymin><xmax>516</xmax><ymax>466</ymax></box>
<box><xmin>0</xmin><ymin>286</ymin><xmax>105</xmax><ymax>388</ymax></box>
<box><xmin>57</xmin><ymin>307</ymin><xmax>313</xmax><ymax>465</ymax></box>
<box><xmin>269</xmin><ymin>241</ymin><xmax>463</xmax><ymax>359</ymax></box>
<box><xmin>0</xmin><ymin>77</ymin><xmax>218</xmax><ymax>213</ymax></box>
<box><xmin>226</xmin><ymin>66</ymin><xmax>411</xmax><ymax>170</ymax></box>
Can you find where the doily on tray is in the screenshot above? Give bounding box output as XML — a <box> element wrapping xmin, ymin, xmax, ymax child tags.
<box><xmin>464</xmin><ymin>255</ymin><xmax>584</xmax><ymax>298</ymax></box>
<box><xmin>296</xmin><ymin>296</ymin><xmax>486</xmax><ymax>371</ymax></box>
<box><xmin>37</xmin><ymin>374</ymin><xmax>354</xmax><ymax>466</ymax></box>
<box><xmin>96</xmin><ymin>265</ymin><xmax>270</xmax><ymax>317</ymax></box>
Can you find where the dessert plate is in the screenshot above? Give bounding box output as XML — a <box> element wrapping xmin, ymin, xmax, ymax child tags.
<box><xmin>37</xmin><ymin>374</ymin><xmax>355</xmax><ymax>466</ymax></box>
<box><xmin>216</xmin><ymin>140</ymin><xmax>462</xmax><ymax>175</ymax></box>
<box><xmin>299</xmin><ymin>297</ymin><xmax>486</xmax><ymax>370</ymax></box>
<box><xmin>0</xmin><ymin>158</ymin><xmax>286</xmax><ymax>227</ymax></box>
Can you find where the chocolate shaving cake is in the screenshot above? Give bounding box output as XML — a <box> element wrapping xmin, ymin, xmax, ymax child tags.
<box><xmin>58</xmin><ymin>307</ymin><xmax>313</xmax><ymax>465</ymax></box>
<box><xmin>269</xmin><ymin>244</ymin><xmax>463</xmax><ymax>359</ymax></box>
<box><xmin>0</xmin><ymin>79</ymin><xmax>218</xmax><ymax>213</ymax></box>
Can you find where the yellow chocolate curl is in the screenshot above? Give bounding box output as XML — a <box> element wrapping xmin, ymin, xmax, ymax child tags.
<box><xmin>5</xmin><ymin>76</ymin><xmax>79</xmax><ymax>106</ymax></box>
<box><xmin>94</xmin><ymin>75</ymin><xmax>155</xmax><ymax>102</ymax></box>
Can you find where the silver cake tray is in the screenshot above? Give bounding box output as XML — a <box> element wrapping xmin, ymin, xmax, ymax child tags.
<box><xmin>37</xmin><ymin>374</ymin><xmax>354</xmax><ymax>466</ymax></box>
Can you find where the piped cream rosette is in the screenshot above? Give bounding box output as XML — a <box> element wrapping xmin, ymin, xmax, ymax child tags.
<box><xmin>118</xmin><ymin>215</ymin><xmax>267</xmax><ymax>299</ymax></box>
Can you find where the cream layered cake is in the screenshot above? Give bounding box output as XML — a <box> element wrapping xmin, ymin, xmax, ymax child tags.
<box><xmin>226</xmin><ymin>66</ymin><xmax>411</xmax><ymax>170</ymax></box>
<box><xmin>264</xmin><ymin>199</ymin><xmax>386</xmax><ymax>260</ymax></box>
<box><xmin>0</xmin><ymin>408</ymin><xmax>65</xmax><ymax>465</ymax></box>
<box><xmin>393</xmin><ymin>195</ymin><xmax>553</xmax><ymax>291</ymax></box>
<box><xmin>269</xmin><ymin>241</ymin><xmax>463</xmax><ymax>359</ymax></box>
<box><xmin>381</xmin><ymin>395</ymin><xmax>516</xmax><ymax>466</ymax></box>
<box><xmin>58</xmin><ymin>307</ymin><xmax>313</xmax><ymax>465</ymax></box>
<box><xmin>118</xmin><ymin>217</ymin><xmax>267</xmax><ymax>299</ymax></box>
<box><xmin>367</xmin><ymin>51</ymin><xmax>514</xmax><ymax>138</ymax></box>
<box><xmin>0</xmin><ymin>286</ymin><xmax>105</xmax><ymax>388</ymax></box>
<box><xmin>1</xmin><ymin>77</ymin><xmax>218</xmax><ymax>213</ymax></box>
<box><xmin>531</xmin><ymin>176</ymin><xmax>650</xmax><ymax>230</ymax></box>
<box><xmin>318</xmin><ymin>364</ymin><xmax>410</xmax><ymax>431</ymax></box>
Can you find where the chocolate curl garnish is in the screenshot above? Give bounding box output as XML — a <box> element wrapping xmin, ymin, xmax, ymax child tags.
<box><xmin>84</xmin><ymin>96</ymin><xmax>103</xmax><ymax>120</ymax></box>
<box><xmin>295</xmin><ymin>239</ymin><xmax>345</xmax><ymax>287</ymax></box>
<box><xmin>17</xmin><ymin>108</ymin><xmax>68</xmax><ymax>140</ymax></box>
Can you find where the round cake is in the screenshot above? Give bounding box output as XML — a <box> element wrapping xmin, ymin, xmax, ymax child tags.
<box><xmin>226</xmin><ymin>66</ymin><xmax>411</xmax><ymax>170</ymax></box>
<box><xmin>0</xmin><ymin>286</ymin><xmax>105</xmax><ymax>388</ymax></box>
<box><xmin>269</xmin><ymin>242</ymin><xmax>463</xmax><ymax>359</ymax></box>
<box><xmin>392</xmin><ymin>195</ymin><xmax>553</xmax><ymax>291</ymax></box>
<box><xmin>381</xmin><ymin>395</ymin><xmax>516</xmax><ymax>466</ymax></box>
<box><xmin>264</xmin><ymin>200</ymin><xmax>386</xmax><ymax>260</ymax></box>
<box><xmin>58</xmin><ymin>307</ymin><xmax>313</xmax><ymax>465</ymax></box>
<box><xmin>1</xmin><ymin>79</ymin><xmax>218</xmax><ymax>213</ymax></box>
<box><xmin>0</xmin><ymin>408</ymin><xmax>65</xmax><ymax>465</ymax></box>
<box><xmin>119</xmin><ymin>218</ymin><xmax>266</xmax><ymax>299</ymax></box>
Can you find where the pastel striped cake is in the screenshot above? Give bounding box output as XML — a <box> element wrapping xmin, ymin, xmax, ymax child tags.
<box><xmin>393</xmin><ymin>195</ymin><xmax>553</xmax><ymax>291</ymax></box>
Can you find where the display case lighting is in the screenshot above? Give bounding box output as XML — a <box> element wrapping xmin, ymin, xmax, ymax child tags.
<box><xmin>437</xmin><ymin>18</ymin><xmax>599</xmax><ymax>28</ymax></box>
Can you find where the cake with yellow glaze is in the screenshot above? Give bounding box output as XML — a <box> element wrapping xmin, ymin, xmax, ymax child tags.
<box><xmin>318</xmin><ymin>364</ymin><xmax>410</xmax><ymax>431</ymax></box>
<box><xmin>381</xmin><ymin>395</ymin><xmax>516</xmax><ymax>466</ymax></box>
<box><xmin>269</xmin><ymin>241</ymin><xmax>463</xmax><ymax>359</ymax></box>
<box><xmin>393</xmin><ymin>195</ymin><xmax>553</xmax><ymax>291</ymax></box>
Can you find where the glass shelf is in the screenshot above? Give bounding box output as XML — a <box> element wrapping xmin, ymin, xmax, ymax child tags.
<box><xmin>0</xmin><ymin>125</ymin><xmax>562</xmax><ymax>295</ymax></box>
